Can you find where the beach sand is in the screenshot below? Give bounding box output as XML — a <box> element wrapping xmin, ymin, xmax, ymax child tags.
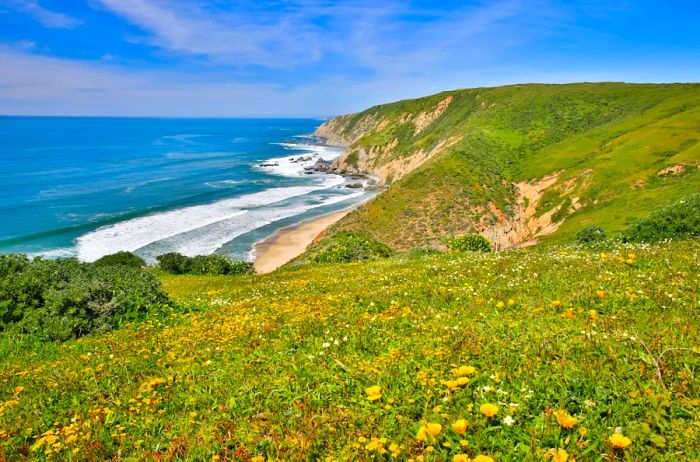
<box><xmin>253</xmin><ymin>208</ymin><xmax>354</xmax><ymax>273</ymax></box>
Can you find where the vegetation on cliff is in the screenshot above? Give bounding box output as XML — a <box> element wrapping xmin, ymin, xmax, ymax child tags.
<box><xmin>317</xmin><ymin>83</ymin><xmax>699</xmax><ymax>251</ymax></box>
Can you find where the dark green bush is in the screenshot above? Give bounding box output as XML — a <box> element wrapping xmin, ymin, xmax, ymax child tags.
<box><xmin>94</xmin><ymin>251</ymin><xmax>145</xmax><ymax>268</ymax></box>
<box><xmin>0</xmin><ymin>255</ymin><xmax>171</xmax><ymax>342</ymax></box>
<box><xmin>156</xmin><ymin>252</ymin><xmax>192</xmax><ymax>274</ymax></box>
<box><xmin>188</xmin><ymin>255</ymin><xmax>254</xmax><ymax>275</ymax></box>
<box><xmin>444</xmin><ymin>233</ymin><xmax>492</xmax><ymax>252</ymax></box>
<box><xmin>156</xmin><ymin>253</ymin><xmax>254</xmax><ymax>276</ymax></box>
<box><xmin>310</xmin><ymin>232</ymin><xmax>394</xmax><ymax>264</ymax></box>
<box><xmin>576</xmin><ymin>225</ymin><xmax>607</xmax><ymax>244</ymax></box>
<box><xmin>623</xmin><ymin>194</ymin><xmax>700</xmax><ymax>242</ymax></box>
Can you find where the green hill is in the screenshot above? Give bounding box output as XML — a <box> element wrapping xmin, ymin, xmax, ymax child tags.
<box><xmin>316</xmin><ymin>83</ymin><xmax>700</xmax><ymax>250</ymax></box>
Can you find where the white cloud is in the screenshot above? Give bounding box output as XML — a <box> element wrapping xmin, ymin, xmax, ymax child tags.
<box><xmin>5</xmin><ymin>0</ymin><xmax>81</xmax><ymax>28</ymax></box>
<box><xmin>95</xmin><ymin>0</ymin><xmax>322</xmax><ymax>67</ymax></box>
<box><xmin>3</xmin><ymin>46</ymin><xmax>688</xmax><ymax>118</ymax></box>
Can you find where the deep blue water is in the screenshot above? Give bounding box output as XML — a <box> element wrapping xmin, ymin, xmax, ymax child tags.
<box><xmin>0</xmin><ymin>117</ymin><xmax>366</xmax><ymax>261</ymax></box>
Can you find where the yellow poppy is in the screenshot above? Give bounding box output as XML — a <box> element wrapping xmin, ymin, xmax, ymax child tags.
<box><xmin>609</xmin><ymin>433</ymin><xmax>632</xmax><ymax>449</ymax></box>
<box><xmin>365</xmin><ymin>386</ymin><xmax>382</xmax><ymax>401</ymax></box>
<box><xmin>451</xmin><ymin>419</ymin><xmax>468</xmax><ymax>434</ymax></box>
<box><xmin>554</xmin><ymin>410</ymin><xmax>578</xmax><ymax>429</ymax></box>
<box><xmin>480</xmin><ymin>403</ymin><xmax>498</xmax><ymax>417</ymax></box>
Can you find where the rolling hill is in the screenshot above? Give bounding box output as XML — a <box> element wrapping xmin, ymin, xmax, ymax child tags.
<box><xmin>315</xmin><ymin>83</ymin><xmax>700</xmax><ymax>250</ymax></box>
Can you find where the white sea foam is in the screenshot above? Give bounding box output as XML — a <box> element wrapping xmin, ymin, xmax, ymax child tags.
<box><xmin>28</xmin><ymin>247</ymin><xmax>77</xmax><ymax>259</ymax></box>
<box><xmin>258</xmin><ymin>142</ymin><xmax>343</xmax><ymax>178</ymax></box>
<box><xmin>76</xmin><ymin>180</ymin><xmax>344</xmax><ymax>262</ymax></box>
<box><xmin>76</xmin><ymin>140</ymin><xmax>355</xmax><ymax>262</ymax></box>
<box><xmin>137</xmin><ymin>192</ymin><xmax>365</xmax><ymax>260</ymax></box>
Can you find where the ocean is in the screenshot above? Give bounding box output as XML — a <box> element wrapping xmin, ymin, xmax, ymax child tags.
<box><xmin>0</xmin><ymin>117</ymin><xmax>369</xmax><ymax>262</ymax></box>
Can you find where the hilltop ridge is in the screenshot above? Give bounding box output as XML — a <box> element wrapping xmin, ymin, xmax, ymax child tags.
<box><xmin>314</xmin><ymin>83</ymin><xmax>700</xmax><ymax>250</ymax></box>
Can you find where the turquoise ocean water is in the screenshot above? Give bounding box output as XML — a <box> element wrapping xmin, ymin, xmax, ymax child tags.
<box><xmin>0</xmin><ymin>117</ymin><xmax>367</xmax><ymax>261</ymax></box>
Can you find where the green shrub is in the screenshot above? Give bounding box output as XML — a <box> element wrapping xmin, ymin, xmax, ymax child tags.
<box><xmin>0</xmin><ymin>256</ymin><xmax>171</xmax><ymax>342</ymax></box>
<box><xmin>156</xmin><ymin>252</ymin><xmax>192</xmax><ymax>274</ymax></box>
<box><xmin>310</xmin><ymin>232</ymin><xmax>394</xmax><ymax>264</ymax></box>
<box><xmin>623</xmin><ymin>194</ymin><xmax>700</xmax><ymax>242</ymax></box>
<box><xmin>188</xmin><ymin>255</ymin><xmax>254</xmax><ymax>276</ymax></box>
<box><xmin>94</xmin><ymin>251</ymin><xmax>145</xmax><ymax>268</ymax></box>
<box><xmin>576</xmin><ymin>225</ymin><xmax>607</xmax><ymax>243</ymax></box>
<box><xmin>157</xmin><ymin>253</ymin><xmax>254</xmax><ymax>276</ymax></box>
<box><xmin>444</xmin><ymin>233</ymin><xmax>492</xmax><ymax>252</ymax></box>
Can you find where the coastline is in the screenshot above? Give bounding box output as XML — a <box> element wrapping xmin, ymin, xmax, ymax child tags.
<box><xmin>253</xmin><ymin>206</ymin><xmax>356</xmax><ymax>273</ymax></box>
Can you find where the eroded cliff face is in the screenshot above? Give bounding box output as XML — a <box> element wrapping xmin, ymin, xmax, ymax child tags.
<box><xmin>312</xmin><ymin>83</ymin><xmax>700</xmax><ymax>251</ymax></box>
<box><xmin>315</xmin><ymin>96</ymin><xmax>457</xmax><ymax>185</ymax></box>
<box><xmin>313</xmin><ymin>94</ymin><xmax>574</xmax><ymax>250</ymax></box>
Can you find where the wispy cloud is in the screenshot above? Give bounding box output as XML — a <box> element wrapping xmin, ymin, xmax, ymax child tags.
<box><xmin>95</xmin><ymin>0</ymin><xmax>323</xmax><ymax>67</ymax></box>
<box><xmin>93</xmin><ymin>0</ymin><xmax>555</xmax><ymax>75</ymax></box>
<box><xmin>5</xmin><ymin>0</ymin><xmax>81</xmax><ymax>28</ymax></box>
<box><xmin>0</xmin><ymin>1</ymin><xmax>697</xmax><ymax>116</ymax></box>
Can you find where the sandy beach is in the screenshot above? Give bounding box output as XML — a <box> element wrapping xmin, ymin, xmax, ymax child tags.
<box><xmin>253</xmin><ymin>208</ymin><xmax>355</xmax><ymax>273</ymax></box>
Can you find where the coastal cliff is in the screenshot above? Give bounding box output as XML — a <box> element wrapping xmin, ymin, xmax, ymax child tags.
<box><xmin>314</xmin><ymin>83</ymin><xmax>700</xmax><ymax>250</ymax></box>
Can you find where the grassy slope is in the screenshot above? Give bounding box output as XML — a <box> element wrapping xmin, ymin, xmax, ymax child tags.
<box><xmin>325</xmin><ymin>83</ymin><xmax>700</xmax><ymax>249</ymax></box>
<box><xmin>1</xmin><ymin>241</ymin><xmax>698</xmax><ymax>460</ymax></box>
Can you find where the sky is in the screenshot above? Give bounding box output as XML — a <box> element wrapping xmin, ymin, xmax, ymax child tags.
<box><xmin>0</xmin><ymin>0</ymin><xmax>698</xmax><ymax>117</ymax></box>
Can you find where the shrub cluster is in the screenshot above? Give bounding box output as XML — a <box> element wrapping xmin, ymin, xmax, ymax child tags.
<box><xmin>623</xmin><ymin>194</ymin><xmax>700</xmax><ymax>242</ymax></box>
<box><xmin>0</xmin><ymin>255</ymin><xmax>171</xmax><ymax>342</ymax></box>
<box><xmin>444</xmin><ymin>233</ymin><xmax>492</xmax><ymax>252</ymax></box>
<box><xmin>309</xmin><ymin>232</ymin><xmax>394</xmax><ymax>264</ymax></box>
<box><xmin>93</xmin><ymin>251</ymin><xmax>145</xmax><ymax>268</ymax></box>
<box><xmin>575</xmin><ymin>225</ymin><xmax>607</xmax><ymax>244</ymax></box>
<box><xmin>156</xmin><ymin>253</ymin><xmax>254</xmax><ymax>276</ymax></box>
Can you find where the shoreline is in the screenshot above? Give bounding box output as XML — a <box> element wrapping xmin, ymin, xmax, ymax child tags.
<box><xmin>253</xmin><ymin>206</ymin><xmax>357</xmax><ymax>273</ymax></box>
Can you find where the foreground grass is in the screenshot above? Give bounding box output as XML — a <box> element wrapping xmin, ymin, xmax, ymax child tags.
<box><xmin>0</xmin><ymin>242</ymin><xmax>698</xmax><ymax>460</ymax></box>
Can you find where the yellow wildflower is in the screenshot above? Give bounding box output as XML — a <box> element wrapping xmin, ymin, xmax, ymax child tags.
<box><xmin>480</xmin><ymin>403</ymin><xmax>498</xmax><ymax>417</ymax></box>
<box><xmin>416</xmin><ymin>426</ymin><xmax>428</xmax><ymax>442</ymax></box>
<box><xmin>496</xmin><ymin>301</ymin><xmax>505</xmax><ymax>309</ymax></box>
<box><xmin>426</xmin><ymin>422</ymin><xmax>442</xmax><ymax>437</ymax></box>
<box><xmin>588</xmin><ymin>310</ymin><xmax>598</xmax><ymax>320</ymax></box>
<box><xmin>451</xmin><ymin>419</ymin><xmax>468</xmax><ymax>434</ymax></box>
<box><xmin>609</xmin><ymin>433</ymin><xmax>632</xmax><ymax>449</ymax></box>
<box><xmin>366</xmin><ymin>386</ymin><xmax>382</xmax><ymax>401</ymax></box>
<box><xmin>473</xmin><ymin>456</ymin><xmax>494</xmax><ymax>462</ymax></box>
<box><xmin>456</xmin><ymin>377</ymin><xmax>470</xmax><ymax>386</ymax></box>
<box><xmin>596</xmin><ymin>290</ymin><xmax>605</xmax><ymax>298</ymax></box>
<box><xmin>554</xmin><ymin>410</ymin><xmax>578</xmax><ymax>429</ymax></box>
<box><xmin>552</xmin><ymin>300</ymin><xmax>562</xmax><ymax>307</ymax></box>
<box><xmin>546</xmin><ymin>448</ymin><xmax>569</xmax><ymax>462</ymax></box>
<box><xmin>453</xmin><ymin>366</ymin><xmax>476</xmax><ymax>377</ymax></box>
<box><xmin>442</xmin><ymin>380</ymin><xmax>459</xmax><ymax>391</ymax></box>
<box><xmin>453</xmin><ymin>455</ymin><xmax>470</xmax><ymax>462</ymax></box>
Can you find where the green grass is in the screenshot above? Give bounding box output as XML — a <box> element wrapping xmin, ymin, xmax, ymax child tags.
<box><xmin>322</xmin><ymin>83</ymin><xmax>700</xmax><ymax>250</ymax></box>
<box><xmin>1</xmin><ymin>241</ymin><xmax>698</xmax><ymax>460</ymax></box>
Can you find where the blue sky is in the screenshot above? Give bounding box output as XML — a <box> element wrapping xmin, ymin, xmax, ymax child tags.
<box><xmin>0</xmin><ymin>0</ymin><xmax>698</xmax><ymax>117</ymax></box>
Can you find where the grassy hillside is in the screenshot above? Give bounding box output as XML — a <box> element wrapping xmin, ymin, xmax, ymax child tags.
<box><xmin>1</xmin><ymin>241</ymin><xmax>698</xmax><ymax>460</ymax></box>
<box><xmin>318</xmin><ymin>83</ymin><xmax>699</xmax><ymax>250</ymax></box>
